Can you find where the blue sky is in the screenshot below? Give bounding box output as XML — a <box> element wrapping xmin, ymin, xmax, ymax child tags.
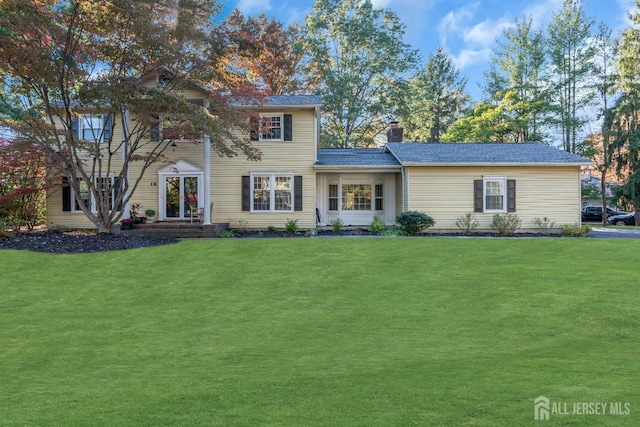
<box><xmin>220</xmin><ymin>0</ymin><xmax>635</xmax><ymax>101</ymax></box>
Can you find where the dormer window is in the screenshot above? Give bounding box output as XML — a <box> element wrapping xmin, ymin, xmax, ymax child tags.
<box><xmin>158</xmin><ymin>73</ymin><xmax>172</xmax><ymax>87</ymax></box>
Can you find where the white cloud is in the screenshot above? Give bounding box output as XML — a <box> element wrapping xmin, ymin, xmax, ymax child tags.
<box><xmin>616</xmin><ymin>0</ymin><xmax>636</xmax><ymax>27</ymax></box>
<box><xmin>452</xmin><ymin>48</ymin><xmax>492</xmax><ymax>70</ymax></box>
<box><xmin>522</xmin><ymin>0</ymin><xmax>563</xmax><ymax>29</ymax></box>
<box><xmin>463</xmin><ymin>18</ymin><xmax>513</xmax><ymax>48</ymax></box>
<box><xmin>438</xmin><ymin>3</ymin><xmax>479</xmax><ymax>46</ymax></box>
<box><xmin>371</xmin><ymin>0</ymin><xmax>393</xmax><ymax>8</ymax></box>
<box><xmin>236</xmin><ymin>0</ymin><xmax>272</xmax><ymax>13</ymax></box>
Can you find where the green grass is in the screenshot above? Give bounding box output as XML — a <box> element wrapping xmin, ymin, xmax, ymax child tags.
<box><xmin>2</xmin><ymin>238</ymin><xmax>639</xmax><ymax>426</ymax></box>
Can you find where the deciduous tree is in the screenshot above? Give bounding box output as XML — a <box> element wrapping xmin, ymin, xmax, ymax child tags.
<box><xmin>220</xmin><ymin>10</ymin><xmax>307</xmax><ymax>94</ymax></box>
<box><xmin>0</xmin><ymin>0</ymin><xmax>263</xmax><ymax>233</ymax></box>
<box><xmin>301</xmin><ymin>0</ymin><xmax>418</xmax><ymax>147</ymax></box>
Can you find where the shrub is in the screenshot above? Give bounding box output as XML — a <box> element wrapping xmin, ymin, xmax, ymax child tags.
<box><xmin>216</xmin><ymin>229</ymin><xmax>235</xmax><ymax>238</ymax></box>
<box><xmin>266</xmin><ymin>225</ymin><xmax>276</xmax><ymax>233</ymax></box>
<box><xmin>237</xmin><ymin>219</ymin><xmax>249</xmax><ymax>233</ymax></box>
<box><xmin>369</xmin><ymin>216</ymin><xmax>386</xmax><ymax>234</ymax></box>
<box><xmin>379</xmin><ymin>226</ymin><xmax>404</xmax><ymax>236</ymax></box>
<box><xmin>396</xmin><ymin>211</ymin><xmax>435</xmax><ymax>235</ymax></box>
<box><xmin>561</xmin><ymin>223</ymin><xmax>592</xmax><ymax>237</ymax></box>
<box><xmin>491</xmin><ymin>213</ymin><xmax>522</xmax><ymax>236</ymax></box>
<box><xmin>455</xmin><ymin>212</ymin><xmax>479</xmax><ymax>235</ymax></box>
<box><xmin>285</xmin><ymin>218</ymin><xmax>299</xmax><ymax>234</ymax></box>
<box><xmin>144</xmin><ymin>209</ymin><xmax>156</xmax><ymax>218</ymax></box>
<box><xmin>0</xmin><ymin>218</ymin><xmax>9</xmax><ymax>241</ymax></box>
<box><xmin>532</xmin><ymin>217</ymin><xmax>557</xmax><ymax>235</ymax></box>
<box><xmin>330</xmin><ymin>218</ymin><xmax>344</xmax><ymax>232</ymax></box>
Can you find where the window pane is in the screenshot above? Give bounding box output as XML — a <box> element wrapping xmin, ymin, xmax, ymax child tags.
<box><xmin>75</xmin><ymin>179</ymin><xmax>91</xmax><ymax>211</ymax></box>
<box><xmin>342</xmin><ymin>184</ymin><xmax>371</xmax><ymax>211</ymax></box>
<box><xmin>253</xmin><ymin>176</ymin><xmax>271</xmax><ymax>211</ymax></box>
<box><xmin>274</xmin><ymin>176</ymin><xmax>291</xmax><ymax>211</ymax></box>
<box><xmin>260</xmin><ymin>115</ymin><xmax>282</xmax><ymax>140</ymax></box>
<box><xmin>328</xmin><ymin>184</ymin><xmax>338</xmax><ymax>211</ymax></box>
<box><xmin>375</xmin><ymin>184</ymin><xmax>383</xmax><ymax>211</ymax></box>
<box><xmin>485</xmin><ymin>180</ymin><xmax>504</xmax><ymax>210</ymax></box>
<box><xmin>82</xmin><ymin>117</ymin><xmax>102</xmax><ymax>141</ymax></box>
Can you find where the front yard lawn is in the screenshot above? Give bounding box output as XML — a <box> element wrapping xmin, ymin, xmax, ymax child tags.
<box><xmin>1</xmin><ymin>238</ymin><xmax>639</xmax><ymax>426</ymax></box>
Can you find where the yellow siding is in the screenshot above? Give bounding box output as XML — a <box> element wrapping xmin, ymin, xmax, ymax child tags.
<box><xmin>405</xmin><ymin>166</ymin><xmax>582</xmax><ymax>231</ymax></box>
<box><xmin>46</xmin><ymin>114</ymin><xmax>125</xmax><ymax>228</ymax></box>
<box><xmin>212</xmin><ymin>109</ymin><xmax>316</xmax><ymax>229</ymax></box>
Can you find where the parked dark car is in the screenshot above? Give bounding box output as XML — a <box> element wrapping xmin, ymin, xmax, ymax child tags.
<box><xmin>581</xmin><ymin>206</ymin><xmax>626</xmax><ymax>222</ymax></box>
<box><xmin>607</xmin><ymin>211</ymin><xmax>637</xmax><ymax>226</ymax></box>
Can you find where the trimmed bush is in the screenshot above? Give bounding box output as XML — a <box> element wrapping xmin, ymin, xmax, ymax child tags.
<box><xmin>455</xmin><ymin>212</ymin><xmax>479</xmax><ymax>235</ymax></box>
<box><xmin>331</xmin><ymin>218</ymin><xmax>344</xmax><ymax>232</ymax></box>
<box><xmin>491</xmin><ymin>213</ymin><xmax>522</xmax><ymax>236</ymax></box>
<box><xmin>561</xmin><ymin>223</ymin><xmax>592</xmax><ymax>237</ymax></box>
<box><xmin>369</xmin><ymin>216</ymin><xmax>386</xmax><ymax>234</ymax></box>
<box><xmin>285</xmin><ymin>218</ymin><xmax>299</xmax><ymax>234</ymax></box>
<box><xmin>396</xmin><ymin>211</ymin><xmax>435</xmax><ymax>235</ymax></box>
<box><xmin>532</xmin><ymin>217</ymin><xmax>557</xmax><ymax>235</ymax></box>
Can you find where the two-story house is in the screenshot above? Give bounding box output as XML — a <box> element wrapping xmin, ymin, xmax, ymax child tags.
<box><xmin>46</xmin><ymin>77</ymin><xmax>591</xmax><ymax>232</ymax></box>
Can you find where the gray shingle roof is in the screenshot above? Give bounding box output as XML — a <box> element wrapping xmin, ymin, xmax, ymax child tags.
<box><xmin>264</xmin><ymin>95</ymin><xmax>322</xmax><ymax>106</ymax></box>
<box><xmin>385</xmin><ymin>142</ymin><xmax>591</xmax><ymax>165</ymax></box>
<box><xmin>316</xmin><ymin>148</ymin><xmax>400</xmax><ymax>167</ymax></box>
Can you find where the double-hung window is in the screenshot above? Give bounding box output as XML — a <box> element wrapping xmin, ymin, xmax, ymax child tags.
<box><xmin>63</xmin><ymin>175</ymin><xmax>120</xmax><ymax>212</ymax></box>
<box><xmin>474</xmin><ymin>177</ymin><xmax>516</xmax><ymax>213</ymax></box>
<box><xmin>73</xmin><ymin>115</ymin><xmax>111</xmax><ymax>142</ymax></box>
<box><xmin>259</xmin><ymin>114</ymin><xmax>283</xmax><ymax>141</ymax></box>
<box><xmin>484</xmin><ymin>177</ymin><xmax>506</xmax><ymax>212</ymax></box>
<box><xmin>251</xmin><ymin>174</ymin><xmax>293</xmax><ymax>212</ymax></box>
<box><xmin>82</xmin><ymin>116</ymin><xmax>102</xmax><ymax>141</ymax></box>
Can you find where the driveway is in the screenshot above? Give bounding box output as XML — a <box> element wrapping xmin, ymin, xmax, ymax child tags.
<box><xmin>588</xmin><ymin>227</ymin><xmax>640</xmax><ymax>239</ymax></box>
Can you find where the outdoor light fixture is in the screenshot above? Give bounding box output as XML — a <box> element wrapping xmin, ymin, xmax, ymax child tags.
<box><xmin>171</xmin><ymin>141</ymin><xmax>177</xmax><ymax>152</ymax></box>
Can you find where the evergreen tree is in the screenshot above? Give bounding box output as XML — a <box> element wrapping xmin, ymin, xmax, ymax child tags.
<box><xmin>547</xmin><ymin>0</ymin><xmax>595</xmax><ymax>153</ymax></box>
<box><xmin>401</xmin><ymin>47</ymin><xmax>468</xmax><ymax>142</ymax></box>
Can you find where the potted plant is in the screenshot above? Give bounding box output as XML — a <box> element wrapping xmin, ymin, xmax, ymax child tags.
<box><xmin>120</xmin><ymin>218</ymin><xmax>134</xmax><ymax>230</ymax></box>
<box><xmin>144</xmin><ymin>209</ymin><xmax>156</xmax><ymax>223</ymax></box>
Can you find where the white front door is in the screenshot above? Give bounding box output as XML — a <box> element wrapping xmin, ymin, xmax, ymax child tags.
<box><xmin>157</xmin><ymin>160</ymin><xmax>204</xmax><ymax>221</ymax></box>
<box><xmin>164</xmin><ymin>175</ymin><xmax>200</xmax><ymax>219</ymax></box>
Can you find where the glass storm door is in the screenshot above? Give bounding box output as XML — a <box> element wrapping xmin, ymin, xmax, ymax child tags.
<box><xmin>165</xmin><ymin>176</ymin><xmax>199</xmax><ymax>219</ymax></box>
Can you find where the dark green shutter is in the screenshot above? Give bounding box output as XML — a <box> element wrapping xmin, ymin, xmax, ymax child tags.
<box><xmin>507</xmin><ymin>179</ymin><xmax>516</xmax><ymax>212</ymax></box>
<box><xmin>242</xmin><ymin>176</ymin><xmax>250</xmax><ymax>211</ymax></box>
<box><xmin>250</xmin><ymin>117</ymin><xmax>259</xmax><ymax>141</ymax></box>
<box><xmin>284</xmin><ymin>114</ymin><xmax>293</xmax><ymax>141</ymax></box>
<box><xmin>103</xmin><ymin>114</ymin><xmax>112</xmax><ymax>141</ymax></box>
<box><xmin>62</xmin><ymin>177</ymin><xmax>71</xmax><ymax>211</ymax></box>
<box><xmin>71</xmin><ymin>118</ymin><xmax>79</xmax><ymax>139</ymax></box>
<box><xmin>294</xmin><ymin>175</ymin><xmax>302</xmax><ymax>211</ymax></box>
<box><xmin>113</xmin><ymin>177</ymin><xmax>122</xmax><ymax>211</ymax></box>
<box><xmin>473</xmin><ymin>180</ymin><xmax>483</xmax><ymax>212</ymax></box>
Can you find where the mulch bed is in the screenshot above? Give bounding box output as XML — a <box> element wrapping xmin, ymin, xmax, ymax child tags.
<box><xmin>0</xmin><ymin>230</ymin><xmax>179</xmax><ymax>254</ymax></box>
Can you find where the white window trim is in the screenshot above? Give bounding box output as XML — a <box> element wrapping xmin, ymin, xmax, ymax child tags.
<box><xmin>250</xmin><ymin>172</ymin><xmax>294</xmax><ymax>213</ymax></box>
<box><xmin>483</xmin><ymin>176</ymin><xmax>507</xmax><ymax>213</ymax></box>
<box><xmin>151</xmin><ymin>114</ymin><xmax>198</xmax><ymax>142</ymax></box>
<box><xmin>70</xmin><ymin>174</ymin><xmax>118</xmax><ymax>213</ymax></box>
<box><xmin>258</xmin><ymin>113</ymin><xmax>284</xmax><ymax>142</ymax></box>
<box><xmin>78</xmin><ymin>114</ymin><xmax>104</xmax><ymax>142</ymax></box>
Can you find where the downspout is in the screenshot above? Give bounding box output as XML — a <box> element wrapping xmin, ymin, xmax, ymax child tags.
<box><xmin>203</xmin><ymin>99</ymin><xmax>212</xmax><ymax>225</ymax></box>
<box><xmin>314</xmin><ymin>106</ymin><xmax>319</xmax><ymax>162</ymax></box>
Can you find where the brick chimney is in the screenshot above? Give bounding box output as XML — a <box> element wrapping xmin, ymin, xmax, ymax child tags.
<box><xmin>386</xmin><ymin>121</ymin><xmax>403</xmax><ymax>142</ymax></box>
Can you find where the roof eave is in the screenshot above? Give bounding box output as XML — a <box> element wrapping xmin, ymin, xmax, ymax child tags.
<box><xmin>400</xmin><ymin>161</ymin><xmax>594</xmax><ymax>167</ymax></box>
<box><xmin>314</xmin><ymin>164</ymin><xmax>401</xmax><ymax>170</ymax></box>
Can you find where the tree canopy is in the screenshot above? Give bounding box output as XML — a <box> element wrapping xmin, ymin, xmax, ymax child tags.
<box><xmin>0</xmin><ymin>0</ymin><xmax>265</xmax><ymax>233</ymax></box>
<box><xmin>301</xmin><ymin>0</ymin><xmax>418</xmax><ymax>147</ymax></box>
